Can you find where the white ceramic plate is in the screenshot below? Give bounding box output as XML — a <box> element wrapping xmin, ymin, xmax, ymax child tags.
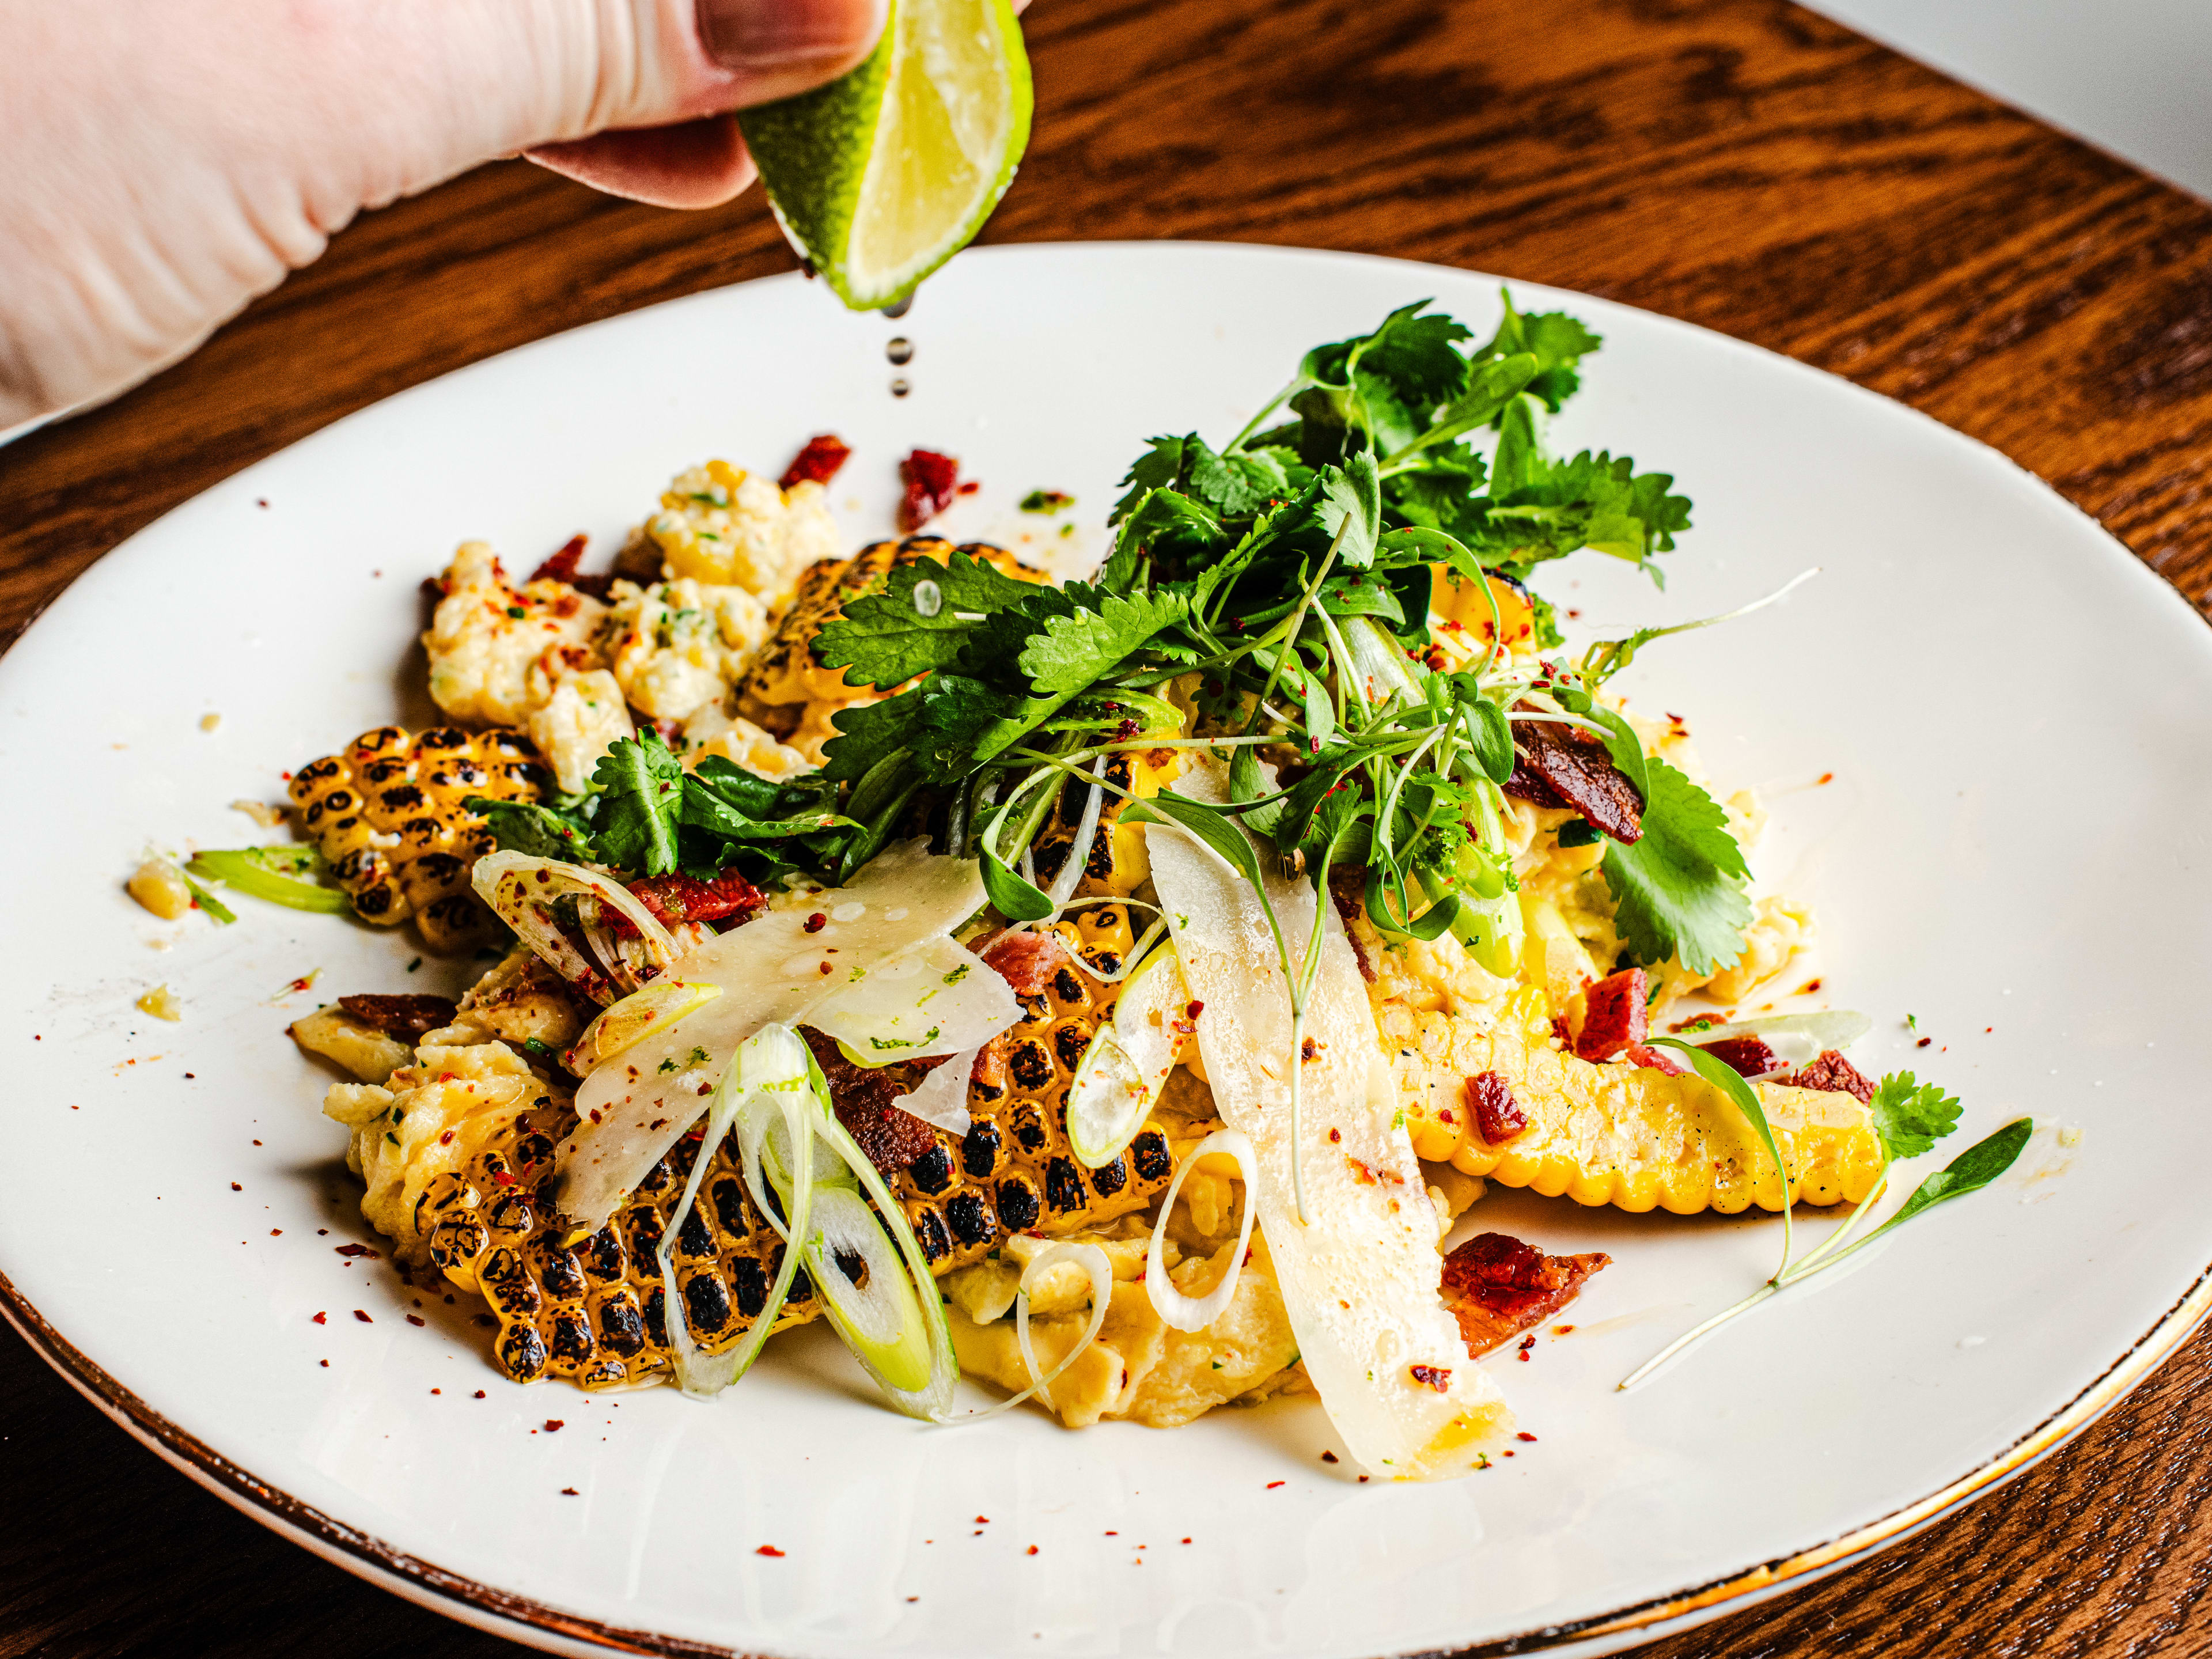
<box><xmin>4</xmin><ymin>243</ymin><xmax>2207</xmax><ymax>1659</ymax></box>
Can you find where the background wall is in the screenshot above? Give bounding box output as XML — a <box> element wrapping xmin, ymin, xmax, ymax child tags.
<box><xmin>1807</xmin><ymin>0</ymin><xmax>2212</xmax><ymax>201</ymax></box>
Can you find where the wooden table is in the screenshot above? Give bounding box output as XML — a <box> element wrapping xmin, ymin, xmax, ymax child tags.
<box><xmin>7</xmin><ymin>0</ymin><xmax>2212</xmax><ymax>1652</ymax></box>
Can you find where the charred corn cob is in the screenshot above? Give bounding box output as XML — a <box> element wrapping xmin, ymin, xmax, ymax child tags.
<box><xmin>1032</xmin><ymin>747</ymin><xmax>1185</xmax><ymax>906</ymax></box>
<box><xmin>884</xmin><ymin>902</ymin><xmax>1175</xmax><ymax>1272</ymax></box>
<box><xmin>420</xmin><ymin>1100</ymin><xmax>819</xmax><ymax>1391</ymax></box>
<box><xmin>1384</xmin><ymin>986</ymin><xmax>1883</xmax><ymax>1213</ymax></box>
<box><xmin>288</xmin><ymin>725</ymin><xmax>546</xmax><ymax>952</ymax></box>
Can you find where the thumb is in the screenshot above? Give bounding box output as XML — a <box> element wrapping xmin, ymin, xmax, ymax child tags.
<box><xmin>519</xmin><ymin>0</ymin><xmax>887</xmax><ymax>209</ymax></box>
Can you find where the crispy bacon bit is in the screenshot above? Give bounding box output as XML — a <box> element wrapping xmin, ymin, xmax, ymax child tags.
<box><xmin>1441</xmin><ymin>1232</ymin><xmax>1610</xmax><ymax>1357</ymax></box>
<box><xmin>623</xmin><ymin>869</ymin><xmax>766</xmax><ymax>932</ymax></box>
<box><xmin>780</xmin><ymin>434</ymin><xmax>851</xmax><ymax>490</ymax></box>
<box><xmin>979</xmin><ymin>929</ymin><xmax>1076</xmax><ymax>997</ymax></box>
<box><xmin>898</xmin><ymin>449</ymin><xmax>963</xmax><ymax>532</ymax></box>
<box><xmin>1327</xmin><ymin>866</ymin><xmax>1376</xmax><ymax>982</ymax></box>
<box><xmin>526</xmin><ymin>534</ymin><xmax>613</xmax><ymax>599</ymax></box>
<box><xmin>1575</xmin><ymin>967</ymin><xmax>1649</xmax><ymax>1060</ymax></box>
<box><xmin>1699</xmin><ymin>1035</ymin><xmax>1778</xmax><ymax>1078</ymax></box>
<box><xmin>338</xmin><ymin>994</ymin><xmax>459</xmax><ymax>1042</ymax></box>
<box><xmin>1782</xmin><ymin>1048</ymin><xmax>1876</xmax><ymax>1103</ymax></box>
<box><xmin>333</xmin><ymin>1243</ymin><xmax>378</xmax><ymax>1259</ymax></box>
<box><xmin>1504</xmin><ymin>714</ymin><xmax>1643</xmax><ymax>842</ymax></box>
<box><xmin>1408</xmin><ymin>1363</ymin><xmax>1452</xmax><ymax>1393</ymax></box>
<box><xmin>1462</xmin><ymin>1071</ymin><xmax>1528</xmax><ymax>1144</ymax></box>
<box><xmin>1624</xmin><ymin>1041</ymin><xmax>1687</xmax><ymax>1076</ymax></box>
<box><xmin>798</xmin><ymin>1028</ymin><xmax>937</xmax><ymax>1173</ymax></box>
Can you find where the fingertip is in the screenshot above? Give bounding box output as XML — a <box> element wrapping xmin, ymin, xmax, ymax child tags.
<box><xmin>524</xmin><ymin>117</ymin><xmax>758</xmax><ymax>210</ymax></box>
<box><xmin>696</xmin><ymin>0</ymin><xmax>887</xmax><ymax>93</ymax></box>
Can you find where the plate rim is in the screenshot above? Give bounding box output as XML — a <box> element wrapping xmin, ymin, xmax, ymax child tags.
<box><xmin>9</xmin><ymin>238</ymin><xmax>2209</xmax><ymax>1658</ymax></box>
<box><xmin>8</xmin><ymin>1257</ymin><xmax>2207</xmax><ymax>1658</ymax></box>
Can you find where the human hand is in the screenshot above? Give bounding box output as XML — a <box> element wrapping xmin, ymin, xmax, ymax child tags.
<box><xmin>0</xmin><ymin>0</ymin><xmax>886</xmax><ymax>427</ymax></box>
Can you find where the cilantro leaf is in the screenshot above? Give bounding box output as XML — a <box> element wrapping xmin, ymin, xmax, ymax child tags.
<box><xmin>1188</xmin><ymin>442</ymin><xmax>1292</xmax><ymax>517</ymax></box>
<box><xmin>1866</xmin><ymin>1073</ymin><xmax>1964</xmax><ymax>1162</ymax></box>
<box><xmin>1351</xmin><ymin>301</ymin><xmax>1473</xmax><ymax>411</ymax></box>
<box><xmin>1110</xmin><ymin>435</ymin><xmax>1186</xmax><ymax>524</ymax></box>
<box><xmin>1017</xmin><ymin>590</ymin><xmax>1191</xmax><ymax>695</ymax></box>
<box><xmin>1317</xmin><ymin>450</ymin><xmax>1382</xmax><ymax>569</ymax></box>
<box><xmin>816</xmin><ymin>552</ymin><xmax>1036</xmax><ymax>688</ymax></box>
<box><xmin>589</xmin><ymin>731</ymin><xmax>684</xmax><ymax>876</ymax></box>
<box><xmin>822</xmin><ymin>695</ymin><xmax>923</xmax><ymax>783</ymax></box>
<box><xmin>1473</xmin><ymin>291</ymin><xmax>1602</xmax><ymax>413</ymax></box>
<box><xmin>915</xmin><ymin>673</ymin><xmax>1016</xmax><ymax>774</ymax></box>
<box><xmin>1600</xmin><ymin>759</ymin><xmax>1750</xmax><ymax>973</ymax></box>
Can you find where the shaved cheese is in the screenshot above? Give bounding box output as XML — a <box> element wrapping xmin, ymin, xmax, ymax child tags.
<box><xmin>809</xmin><ymin>935</ymin><xmax>1016</xmax><ymax>1065</ymax></box>
<box><xmin>558</xmin><ymin>842</ymin><xmax>1007</xmax><ymax>1228</ymax></box>
<box><xmin>1145</xmin><ymin>762</ymin><xmax>1512</xmax><ymax>1479</ymax></box>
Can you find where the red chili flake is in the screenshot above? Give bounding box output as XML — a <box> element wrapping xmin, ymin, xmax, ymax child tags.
<box><xmin>544</xmin><ymin>1419</ymin><xmax>565</xmax><ymax>1433</ymax></box>
<box><xmin>561</xmin><ymin>1487</ymin><xmax>579</xmax><ymax>1496</ymax></box>
<box><xmin>1817</xmin><ymin>771</ymin><xmax>1835</xmax><ymax>785</ymax></box>
<box><xmin>1917</xmin><ymin>1036</ymin><xmax>1933</xmax><ymax>1048</ymax></box>
<box><xmin>474</xmin><ymin>1390</ymin><xmax>486</xmax><ymax>1399</ymax></box>
<box><xmin>756</xmin><ymin>1545</ymin><xmax>786</xmax><ymax>1558</ymax></box>
<box><xmin>430</xmin><ymin>1388</ymin><xmax>442</xmax><ymax>1395</ymax></box>
<box><xmin>1328</xmin><ymin>1127</ymin><xmax>1342</xmax><ymax>1143</ymax></box>
<box><xmin>440</xmin><ymin>1129</ymin><xmax>456</xmax><ymax>1145</ymax></box>
<box><xmin>1358</xmin><ymin>1475</ymin><xmax>1370</xmax><ymax>1483</ymax></box>
<box><xmin>334</xmin><ymin>1243</ymin><xmax>378</xmax><ymax>1258</ymax></box>
<box><xmin>804</xmin><ymin>912</ymin><xmax>828</xmax><ymax>934</ymax></box>
<box><xmin>1799</xmin><ymin>979</ymin><xmax>1823</xmax><ymax>994</ymax></box>
<box><xmin>779</xmin><ymin>434</ymin><xmax>851</xmax><ymax>490</ymax></box>
<box><xmin>1517</xmin><ymin>1349</ymin><xmax>1531</xmax><ymax>1362</ymax></box>
<box><xmin>353</xmin><ymin>1309</ymin><xmax>372</xmax><ymax>1323</ymax></box>
<box><xmin>1267</xmin><ymin>1480</ymin><xmax>1286</xmax><ymax>1490</ymax></box>
<box><xmin>1025</xmin><ymin>1545</ymin><xmax>1039</xmax><ymax>1556</ymax></box>
<box><xmin>406</xmin><ymin>1315</ymin><xmax>426</xmax><ymax>1327</ymax></box>
<box><xmin>319</xmin><ymin>1359</ymin><xmax>329</xmax><ymax>1368</ymax></box>
<box><xmin>956</xmin><ymin>480</ymin><xmax>980</xmax><ymax>496</ymax></box>
<box><xmin>1518</xmin><ymin>1335</ymin><xmax>1537</xmax><ymax>1350</ymax></box>
<box><xmin>1320</xmin><ymin>1450</ymin><xmax>1338</xmax><ymax>1463</ymax></box>
<box><xmin>1409</xmin><ymin>1364</ymin><xmax>1452</xmax><ymax>1392</ymax></box>
<box><xmin>1517</xmin><ymin>1431</ymin><xmax>1539</xmax><ymax>1442</ymax></box>
<box><xmin>898</xmin><ymin>448</ymin><xmax>963</xmax><ymax>531</ymax></box>
<box><xmin>1554</xmin><ymin>1324</ymin><xmax>1575</xmax><ymax>1336</ymax></box>
<box><xmin>1185</xmin><ymin>1000</ymin><xmax>1204</xmax><ymax>1020</ymax></box>
<box><xmin>230</xmin><ymin>1183</ymin><xmax>241</xmax><ymax>1191</ymax></box>
<box><xmin>268</xmin><ymin>1229</ymin><xmax>282</xmax><ymax>1237</ymax></box>
<box><xmin>976</xmin><ymin>1515</ymin><xmax>990</xmax><ymax>1523</ymax></box>
<box><xmin>312</xmin><ymin>1312</ymin><xmax>327</xmax><ymax>1325</ymax></box>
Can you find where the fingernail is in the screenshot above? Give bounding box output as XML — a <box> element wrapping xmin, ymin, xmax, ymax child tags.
<box><xmin>698</xmin><ymin>0</ymin><xmax>882</xmax><ymax>70</ymax></box>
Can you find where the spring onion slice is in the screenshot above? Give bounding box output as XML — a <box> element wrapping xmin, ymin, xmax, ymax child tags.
<box><xmin>1066</xmin><ymin>942</ymin><xmax>1190</xmax><ymax>1168</ymax></box>
<box><xmin>185</xmin><ymin>848</ymin><xmax>352</xmax><ymax>915</ymax></box>
<box><xmin>1145</xmin><ymin>1128</ymin><xmax>1260</xmax><ymax>1332</ymax></box>
<box><xmin>806</xmin><ymin>1184</ymin><xmax>936</xmax><ymax>1395</ymax></box>
<box><xmin>799</xmin><ymin>1047</ymin><xmax>960</xmax><ymax>1420</ymax></box>
<box><xmin>1677</xmin><ymin>1009</ymin><xmax>1872</xmax><ymax>1065</ymax></box>
<box><xmin>1043</xmin><ymin>763</ymin><xmax>1104</xmax><ymax>912</ymax></box>
<box><xmin>563</xmin><ymin>979</ymin><xmax>724</xmax><ymax>1074</ymax></box>
<box><xmin>942</xmin><ymin>1243</ymin><xmax>1114</xmax><ymax>1423</ymax></box>
<box><xmin>656</xmin><ymin>1024</ymin><xmax>816</xmax><ymax>1398</ymax></box>
<box><xmin>472</xmin><ymin>850</ymin><xmax>679</xmax><ymax>991</ymax></box>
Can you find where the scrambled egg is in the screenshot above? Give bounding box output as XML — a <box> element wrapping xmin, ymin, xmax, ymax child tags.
<box><xmin>527</xmin><ymin>668</ymin><xmax>635</xmax><ymax>794</ymax></box>
<box><xmin>323</xmin><ymin>1033</ymin><xmax>562</xmax><ymax>1264</ymax></box>
<box><xmin>424</xmin><ymin>542</ymin><xmax>608</xmax><ymax>728</ymax></box>
<box><xmin>944</xmin><ymin>1217</ymin><xmax>1309</xmax><ymax>1429</ymax></box>
<box><xmin>647</xmin><ymin>461</ymin><xmax>841</xmax><ymax>596</ymax></box>
<box><xmin>602</xmin><ymin>577</ymin><xmax>774</xmax><ymax>722</ymax></box>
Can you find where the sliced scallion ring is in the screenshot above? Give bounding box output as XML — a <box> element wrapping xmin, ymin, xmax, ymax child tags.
<box><xmin>1145</xmin><ymin>1128</ymin><xmax>1259</xmax><ymax>1333</ymax></box>
<box><xmin>941</xmin><ymin>1241</ymin><xmax>1113</xmax><ymax>1424</ymax></box>
<box><xmin>563</xmin><ymin>979</ymin><xmax>723</xmax><ymax>1074</ymax></box>
<box><xmin>1066</xmin><ymin>944</ymin><xmax>1190</xmax><ymax>1167</ymax></box>
<box><xmin>806</xmin><ymin>1184</ymin><xmax>935</xmax><ymax>1395</ymax></box>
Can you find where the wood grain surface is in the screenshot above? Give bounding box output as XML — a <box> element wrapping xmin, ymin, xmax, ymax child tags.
<box><xmin>6</xmin><ymin>0</ymin><xmax>2211</xmax><ymax>1653</ymax></box>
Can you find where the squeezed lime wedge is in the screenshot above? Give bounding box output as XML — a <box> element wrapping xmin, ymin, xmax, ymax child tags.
<box><xmin>739</xmin><ymin>0</ymin><xmax>1032</xmax><ymax>312</ymax></box>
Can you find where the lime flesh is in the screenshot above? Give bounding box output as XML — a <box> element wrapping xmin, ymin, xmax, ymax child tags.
<box><xmin>739</xmin><ymin>0</ymin><xmax>1032</xmax><ymax>312</ymax></box>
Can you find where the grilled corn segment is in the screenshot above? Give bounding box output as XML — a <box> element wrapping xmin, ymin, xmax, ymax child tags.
<box><xmin>288</xmin><ymin>725</ymin><xmax>546</xmax><ymax>952</ymax></box>
<box><xmin>420</xmin><ymin>1100</ymin><xmax>818</xmax><ymax>1391</ymax></box>
<box><xmin>883</xmin><ymin>902</ymin><xmax>1175</xmax><ymax>1272</ymax></box>
<box><xmin>1384</xmin><ymin>986</ymin><xmax>1883</xmax><ymax>1213</ymax></box>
